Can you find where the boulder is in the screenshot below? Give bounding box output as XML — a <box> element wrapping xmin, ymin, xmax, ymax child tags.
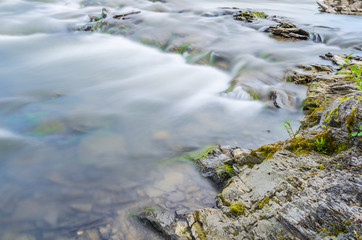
<box><xmin>265</xmin><ymin>21</ymin><xmax>309</xmax><ymax>40</ymax></box>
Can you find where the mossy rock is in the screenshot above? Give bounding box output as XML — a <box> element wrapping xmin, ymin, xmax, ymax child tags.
<box><xmin>250</xmin><ymin>141</ymin><xmax>284</xmax><ymax>160</ymax></box>
<box><xmin>300</xmin><ymin>107</ymin><xmax>324</xmax><ymax>129</ymax></box>
<box><xmin>229</xmin><ymin>201</ymin><xmax>245</xmax><ymax>216</ymax></box>
<box><xmin>233</xmin><ymin>11</ymin><xmax>267</xmax><ymax>22</ymax></box>
<box><xmin>285</xmin><ymin>130</ymin><xmax>344</xmax><ymax>155</ymax></box>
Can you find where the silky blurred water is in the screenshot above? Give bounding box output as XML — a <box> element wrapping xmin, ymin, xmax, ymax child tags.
<box><xmin>0</xmin><ymin>0</ymin><xmax>362</xmax><ymax>239</ymax></box>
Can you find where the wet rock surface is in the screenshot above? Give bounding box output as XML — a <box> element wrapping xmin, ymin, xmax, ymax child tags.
<box><xmin>317</xmin><ymin>0</ymin><xmax>362</xmax><ymax>15</ymax></box>
<box><xmin>265</xmin><ymin>21</ymin><xmax>309</xmax><ymax>40</ymax></box>
<box><xmin>286</xmin><ymin>54</ymin><xmax>361</xmax><ymax>118</ymax></box>
<box><xmin>231</xmin><ymin>11</ymin><xmax>310</xmax><ymax>41</ymax></box>
<box><xmin>137</xmin><ymin>54</ymin><xmax>362</xmax><ymax>239</ymax></box>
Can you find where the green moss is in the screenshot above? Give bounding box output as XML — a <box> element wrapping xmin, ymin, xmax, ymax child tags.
<box><xmin>285</xmin><ymin>75</ymin><xmax>293</xmax><ymax>82</ymax></box>
<box><xmin>280</xmin><ymin>22</ymin><xmax>296</xmax><ymax>28</ymax></box>
<box><xmin>224</xmin><ymin>83</ymin><xmax>236</xmax><ymax>93</ymax></box>
<box><xmin>169</xmin><ymin>43</ymin><xmax>191</xmax><ymax>54</ymax></box>
<box><xmin>286</xmin><ymin>177</ymin><xmax>303</xmax><ymax>188</ymax></box>
<box><xmin>285</xmin><ymin>131</ymin><xmax>342</xmax><ymax>156</ymax></box>
<box><xmin>303</xmin><ymin>94</ymin><xmax>331</xmax><ymax>116</ymax></box>
<box><xmin>257</xmin><ymin>197</ymin><xmax>270</xmax><ymax>209</ymax></box>
<box><xmin>339</xmin><ymin>96</ymin><xmax>354</xmax><ymax>101</ymax></box>
<box><xmin>313</xmin><ymin>131</ymin><xmax>341</xmax><ymax>155</ymax></box>
<box><xmin>193</xmin><ymin>211</ymin><xmax>209</xmax><ymax>240</ymax></box>
<box><xmin>324</xmin><ymin>96</ymin><xmax>354</xmax><ymax>123</ymax></box>
<box><xmin>139</xmin><ymin>38</ymin><xmax>168</xmax><ymax>50</ymax></box>
<box><xmin>156</xmin><ymin>145</ymin><xmax>217</xmax><ymax>167</ymax></box>
<box><xmin>246</xmin><ymin>88</ymin><xmax>260</xmax><ymax>100</ymax></box>
<box><xmin>233</xmin><ymin>11</ymin><xmax>267</xmax><ymax>21</ymax></box>
<box><xmin>337</xmin><ymin>144</ymin><xmax>348</xmax><ymax>152</ymax></box>
<box><xmin>272</xmin><ymin>198</ymin><xmax>281</xmax><ymax>205</ymax></box>
<box><xmin>229</xmin><ymin>201</ymin><xmax>245</xmax><ymax>216</ymax></box>
<box><xmin>324</xmin><ymin>104</ymin><xmax>340</xmax><ymax>123</ymax></box>
<box><xmin>346</xmin><ymin>107</ymin><xmax>356</xmax><ymax>132</ymax></box>
<box><xmin>250</xmin><ymin>141</ymin><xmax>283</xmax><ymax>159</ymax></box>
<box><xmin>252</xmin><ymin>11</ymin><xmax>267</xmax><ymax>18</ymax></box>
<box><xmin>320</xmin><ymin>219</ymin><xmax>351</xmax><ymax>237</ymax></box>
<box><xmin>216</xmin><ymin>164</ymin><xmax>236</xmax><ymax>183</ymax></box>
<box><xmin>144</xmin><ymin>206</ymin><xmax>160</xmax><ymax>211</ymax></box>
<box><xmin>316</xmin><ymin>163</ymin><xmax>326</xmax><ymax>170</ymax></box>
<box><xmin>246</xmin><ymin>162</ymin><xmax>255</xmax><ymax>168</ymax></box>
<box><xmin>216</xmin><ymin>164</ymin><xmax>234</xmax><ymax>173</ymax></box>
<box><xmin>190</xmin><ymin>145</ymin><xmax>217</xmax><ymax>160</ymax></box>
<box><xmin>193</xmin><ymin>222</ymin><xmax>208</xmax><ymax>240</ymax></box>
<box><xmin>301</xmin><ymin>106</ymin><xmax>325</xmax><ymax>129</ymax></box>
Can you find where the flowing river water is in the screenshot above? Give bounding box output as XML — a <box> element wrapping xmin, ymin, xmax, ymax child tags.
<box><xmin>0</xmin><ymin>0</ymin><xmax>362</xmax><ymax>239</ymax></box>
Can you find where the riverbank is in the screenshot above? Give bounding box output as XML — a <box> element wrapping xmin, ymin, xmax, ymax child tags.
<box><xmin>137</xmin><ymin>54</ymin><xmax>362</xmax><ymax>239</ymax></box>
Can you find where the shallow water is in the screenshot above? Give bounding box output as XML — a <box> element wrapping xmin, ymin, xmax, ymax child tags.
<box><xmin>0</xmin><ymin>0</ymin><xmax>362</xmax><ymax>239</ymax></box>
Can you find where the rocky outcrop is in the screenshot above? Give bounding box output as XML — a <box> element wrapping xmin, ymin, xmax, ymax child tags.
<box><xmin>286</xmin><ymin>54</ymin><xmax>361</xmax><ymax>115</ymax></box>
<box><xmin>265</xmin><ymin>21</ymin><xmax>310</xmax><ymax>40</ymax></box>
<box><xmin>139</xmin><ymin>146</ymin><xmax>361</xmax><ymax>239</ymax></box>
<box><xmin>137</xmin><ymin>54</ymin><xmax>362</xmax><ymax>239</ymax></box>
<box><xmin>317</xmin><ymin>0</ymin><xmax>362</xmax><ymax>15</ymax></box>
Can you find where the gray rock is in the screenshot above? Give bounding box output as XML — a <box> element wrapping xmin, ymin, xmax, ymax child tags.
<box><xmin>317</xmin><ymin>0</ymin><xmax>362</xmax><ymax>15</ymax></box>
<box><xmin>137</xmin><ymin>207</ymin><xmax>192</xmax><ymax>240</ymax></box>
<box><xmin>193</xmin><ymin>146</ymin><xmax>236</xmax><ymax>186</ymax></box>
<box><xmin>316</xmin><ymin>92</ymin><xmax>362</xmax><ymax>147</ymax></box>
<box><xmin>266</xmin><ymin>21</ymin><xmax>309</xmax><ymax>40</ymax></box>
<box><xmin>143</xmin><ymin>148</ymin><xmax>361</xmax><ymax>239</ymax></box>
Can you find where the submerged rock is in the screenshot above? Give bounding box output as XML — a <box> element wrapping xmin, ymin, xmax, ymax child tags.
<box><xmin>269</xmin><ymin>89</ymin><xmax>301</xmax><ymax>109</ymax></box>
<box><xmin>137</xmin><ymin>207</ymin><xmax>192</xmax><ymax>240</ymax></box>
<box><xmin>317</xmin><ymin>0</ymin><xmax>362</xmax><ymax>15</ymax></box>
<box><xmin>88</xmin><ymin>8</ymin><xmax>108</xmax><ymax>22</ymax></box>
<box><xmin>77</xmin><ymin>8</ymin><xmax>142</xmax><ymax>33</ymax></box>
